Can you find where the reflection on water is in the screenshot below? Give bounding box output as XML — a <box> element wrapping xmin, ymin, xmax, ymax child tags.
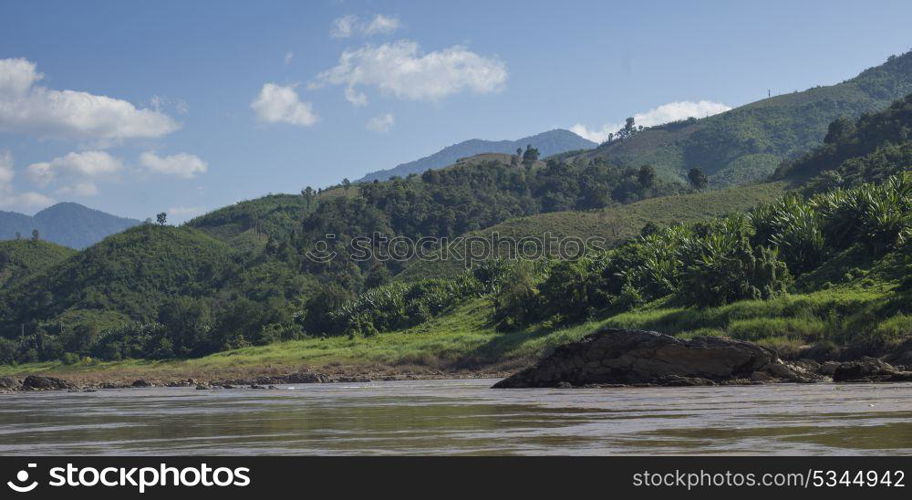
<box><xmin>1</xmin><ymin>380</ymin><xmax>911</xmax><ymax>455</ymax></box>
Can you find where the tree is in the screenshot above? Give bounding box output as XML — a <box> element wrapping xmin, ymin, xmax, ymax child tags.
<box><xmin>637</xmin><ymin>165</ymin><xmax>656</xmax><ymax>187</ymax></box>
<box><xmin>302</xmin><ymin>284</ymin><xmax>354</xmax><ymax>335</ymax></box>
<box><xmin>342</xmin><ymin>178</ymin><xmax>351</xmax><ymax>191</ymax></box>
<box><xmin>493</xmin><ymin>261</ymin><xmax>541</xmax><ymax>330</ymax></box>
<box><xmin>687</xmin><ymin>168</ymin><xmax>708</xmax><ymax>191</ymax></box>
<box><xmin>31</xmin><ymin>229</ymin><xmax>40</xmax><ymax>241</ymax></box>
<box><xmin>301</xmin><ymin>186</ymin><xmax>316</xmax><ymax>209</ymax></box>
<box><xmin>15</xmin><ymin>232</ymin><xmax>21</xmax><ymax>240</ymax></box>
<box><xmin>521</xmin><ymin>145</ymin><xmax>540</xmax><ymax>168</ymax></box>
<box><xmin>158</xmin><ymin>297</ymin><xmax>212</xmax><ymax>356</ymax></box>
<box><xmin>824</xmin><ymin>116</ymin><xmax>855</xmax><ymax>145</ymax></box>
<box><xmin>624</xmin><ymin>117</ymin><xmax>635</xmax><ymax>133</ymax></box>
<box><xmin>156</xmin><ymin>212</ymin><xmax>168</xmax><ymax>226</ymax></box>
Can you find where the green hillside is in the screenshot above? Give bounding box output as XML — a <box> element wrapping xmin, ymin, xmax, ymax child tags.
<box><xmin>187</xmin><ymin>194</ymin><xmax>313</xmax><ymax>251</ymax></box>
<box><xmin>774</xmin><ymin>92</ymin><xmax>912</xmax><ymax>188</ymax></box>
<box><xmin>397</xmin><ymin>182</ymin><xmax>787</xmax><ymax>280</ymax></box>
<box><xmin>0</xmin><ymin>225</ymin><xmax>234</xmax><ymax>332</ymax></box>
<box><xmin>0</xmin><ymin>240</ymin><xmax>76</xmax><ymax>288</ymax></box>
<box><xmin>568</xmin><ymin>51</ymin><xmax>912</xmax><ymax>187</ymax></box>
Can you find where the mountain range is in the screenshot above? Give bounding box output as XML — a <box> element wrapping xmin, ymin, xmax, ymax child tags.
<box><xmin>356</xmin><ymin>129</ymin><xmax>595</xmax><ymax>182</ymax></box>
<box><xmin>0</xmin><ymin>203</ymin><xmax>140</xmax><ymax>249</ymax></box>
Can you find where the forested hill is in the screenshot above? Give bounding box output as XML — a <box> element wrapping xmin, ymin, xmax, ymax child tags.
<box><xmin>356</xmin><ymin>129</ymin><xmax>595</xmax><ymax>183</ymax></box>
<box><xmin>773</xmin><ymin>92</ymin><xmax>912</xmax><ymax>190</ymax></box>
<box><xmin>566</xmin><ymin>50</ymin><xmax>912</xmax><ymax>188</ymax></box>
<box><xmin>0</xmin><ymin>240</ymin><xmax>76</xmax><ymax>289</ymax></box>
<box><xmin>0</xmin><ymin>202</ymin><xmax>140</xmax><ymax>249</ymax></box>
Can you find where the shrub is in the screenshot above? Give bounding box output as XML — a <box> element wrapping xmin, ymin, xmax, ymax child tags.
<box><xmin>677</xmin><ymin>216</ymin><xmax>791</xmax><ymax>307</ymax></box>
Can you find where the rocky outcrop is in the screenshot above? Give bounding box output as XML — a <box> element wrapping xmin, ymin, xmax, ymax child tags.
<box><xmin>20</xmin><ymin>375</ymin><xmax>75</xmax><ymax>391</ymax></box>
<box><xmin>0</xmin><ymin>376</ymin><xmax>21</xmax><ymax>391</ymax></box>
<box><xmin>494</xmin><ymin>329</ymin><xmax>820</xmax><ymax>388</ymax></box>
<box><xmin>832</xmin><ymin>357</ymin><xmax>912</xmax><ymax>382</ymax></box>
<box><xmin>216</xmin><ymin>371</ymin><xmax>332</xmax><ymax>386</ymax></box>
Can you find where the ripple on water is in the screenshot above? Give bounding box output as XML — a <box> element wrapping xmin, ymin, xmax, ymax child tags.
<box><xmin>1</xmin><ymin>380</ymin><xmax>911</xmax><ymax>455</ymax></box>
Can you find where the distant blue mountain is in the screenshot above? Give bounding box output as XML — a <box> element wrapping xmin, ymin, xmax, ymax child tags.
<box><xmin>0</xmin><ymin>202</ymin><xmax>140</xmax><ymax>249</ymax></box>
<box><xmin>357</xmin><ymin>129</ymin><xmax>596</xmax><ymax>183</ymax></box>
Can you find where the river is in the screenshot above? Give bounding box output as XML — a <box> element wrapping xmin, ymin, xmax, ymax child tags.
<box><xmin>1</xmin><ymin>379</ymin><xmax>911</xmax><ymax>455</ymax></box>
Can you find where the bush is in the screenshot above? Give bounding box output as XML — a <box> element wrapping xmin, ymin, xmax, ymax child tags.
<box><xmin>677</xmin><ymin>217</ymin><xmax>791</xmax><ymax>307</ymax></box>
<box><xmin>493</xmin><ymin>261</ymin><xmax>542</xmax><ymax>330</ymax></box>
<box><xmin>329</xmin><ymin>272</ymin><xmax>485</xmax><ymax>335</ymax></box>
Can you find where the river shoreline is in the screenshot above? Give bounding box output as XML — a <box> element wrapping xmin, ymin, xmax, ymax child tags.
<box><xmin>0</xmin><ymin>365</ymin><xmax>516</xmax><ymax>393</ymax></box>
<box><xmin>5</xmin><ymin>328</ymin><xmax>912</xmax><ymax>393</ymax></box>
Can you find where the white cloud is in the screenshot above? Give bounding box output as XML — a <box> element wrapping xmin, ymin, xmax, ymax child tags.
<box><xmin>366</xmin><ymin>113</ymin><xmax>395</xmax><ymax>133</ymax></box>
<box><xmin>251</xmin><ymin>83</ymin><xmax>319</xmax><ymax>126</ymax></box>
<box><xmin>571</xmin><ymin>100</ymin><xmax>731</xmax><ymax>143</ymax></box>
<box><xmin>331</xmin><ymin>15</ymin><xmax>358</xmax><ymax>38</ymax></box>
<box><xmin>0</xmin><ymin>150</ymin><xmax>55</xmax><ymax>210</ymax></box>
<box><xmin>331</xmin><ymin>14</ymin><xmax>400</xmax><ymax>38</ymax></box>
<box><xmin>0</xmin><ymin>58</ymin><xmax>180</xmax><ymax>141</ymax></box>
<box><xmin>284</xmin><ymin>52</ymin><xmax>294</xmax><ymax>65</ymax></box>
<box><xmin>0</xmin><ymin>59</ymin><xmax>40</xmax><ymax>96</ymax></box>
<box><xmin>140</xmin><ymin>151</ymin><xmax>208</xmax><ymax>179</ymax></box>
<box><xmin>313</xmin><ymin>40</ymin><xmax>507</xmax><ymax>104</ymax></box>
<box><xmin>26</xmin><ymin>151</ymin><xmax>123</xmax><ymax>187</ymax></box>
<box><xmin>10</xmin><ymin>191</ymin><xmax>55</xmax><ymax>209</ymax></box>
<box><xmin>364</xmin><ymin>15</ymin><xmax>401</xmax><ymax>36</ymax></box>
<box><xmin>150</xmin><ymin>95</ymin><xmax>189</xmax><ymax>115</ymax></box>
<box><xmin>345</xmin><ymin>87</ymin><xmax>368</xmax><ymax>107</ymax></box>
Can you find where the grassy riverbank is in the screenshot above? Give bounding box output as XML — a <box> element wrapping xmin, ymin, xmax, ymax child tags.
<box><xmin>2</xmin><ymin>279</ymin><xmax>906</xmax><ymax>387</ymax></box>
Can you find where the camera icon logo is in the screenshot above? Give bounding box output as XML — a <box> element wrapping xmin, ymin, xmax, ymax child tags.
<box><xmin>7</xmin><ymin>463</ymin><xmax>38</xmax><ymax>493</ymax></box>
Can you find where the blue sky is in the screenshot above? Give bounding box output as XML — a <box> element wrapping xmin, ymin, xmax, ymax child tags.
<box><xmin>1</xmin><ymin>0</ymin><xmax>911</xmax><ymax>222</ymax></box>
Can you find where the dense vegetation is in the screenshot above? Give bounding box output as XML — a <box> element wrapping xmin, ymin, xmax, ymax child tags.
<box><xmin>397</xmin><ymin>181</ymin><xmax>786</xmax><ymax>280</ymax></box>
<box><xmin>565</xmin><ymin>50</ymin><xmax>912</xmax><ymax>187</ymax></box>
<box><xmin>0</xmin><ymin>225</ymin><xmax>307</xmax><ymax>363</ymax></box>
<box><xmin>298</xmin><ymin>156</ymin><xmax>684</xmax><ymax>282</ymax></box>
<box><xmin>0</xmin><ymin>240</ymin><xmax>76</xmax><ymax>288</ymax></box>
<box><xmin>308</xmin><ymin>172</ymin><xmax>912</xmax><ymax>364</ymax></box>
<box><xmin>775</xmin><ymin>93</ymin><xmax>912</xmax><ymax>189</ymax></box>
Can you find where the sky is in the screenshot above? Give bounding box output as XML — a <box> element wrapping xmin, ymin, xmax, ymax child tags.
<box><xmin>1</xmin><ymin>0</ymin><xmax>911</xmax><ymax>222</ymax></box>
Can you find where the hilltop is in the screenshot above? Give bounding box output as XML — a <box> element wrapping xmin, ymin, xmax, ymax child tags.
<box><xmin>0</xmin><ymin>225</ymin><xmax>235</xmax><ymax>335</ymax></box>
<box><xmin>566</xmin><ymin>50</ymin><xmax>912</xmax><ymax>187</ymax></box>
<box><xmin>356</xmin><ymin>129</ymin><xmax>595</xmax><ymax>182</ymax></box>
<box><xmin>0</xmin><ymin>239</ymin><xmax>76</xmax><ymax>288</ymax></box>
<box><xmin>0</xmin><ymin>202</ymin><xmax>140</xmax><ymax>249</ymax></box>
